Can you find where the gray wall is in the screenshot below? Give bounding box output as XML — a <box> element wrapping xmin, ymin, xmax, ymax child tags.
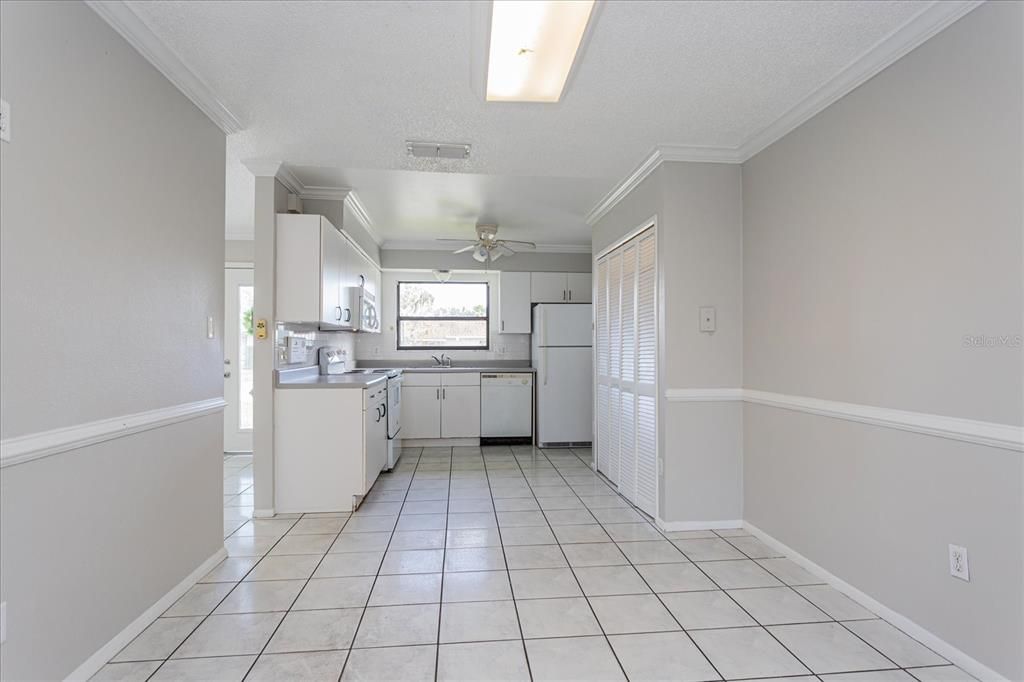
<box><xmin>592</xmin><ymin>162</ymin><xmax>744</xmax><ymax>524</ymax></box>
<box><xmin>0</xmin><ymin>1</ymin><xmax>225</xmax><ymax>678</ymax></box>
<box><xmin>381</xmin><ymin>249</ymin><xmax>592</xmax><ymax>273</ymax></box>
<box><xmin>742</xmin><ymin>2</ymin><xmax>1023</xmax><ymax>678</ymax></box>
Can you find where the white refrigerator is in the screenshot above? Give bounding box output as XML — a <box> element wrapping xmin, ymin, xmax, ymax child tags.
<box><xmin>532</xmin><ymin>304</ymin><xmax>593</xmax><ymax>447</ymax></box>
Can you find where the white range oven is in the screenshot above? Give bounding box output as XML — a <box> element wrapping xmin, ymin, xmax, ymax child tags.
<box><xmin>384</xmin><ymin>371</ymin><xmax>402</xmax><ymax>468</ymax></box>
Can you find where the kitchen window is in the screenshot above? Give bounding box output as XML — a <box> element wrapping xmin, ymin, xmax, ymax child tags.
<box><xmin>397</xmin><ymin>281</ymin><xmax>490</xmax><ymax>350</ymax></box>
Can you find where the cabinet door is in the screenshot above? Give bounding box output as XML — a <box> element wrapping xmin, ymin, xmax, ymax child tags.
<box><xmin>363</xmin><ymin>391</ymin><xmax>388</xmax><ymax>492</ymax></box>
<box><xmin>530</xmin><ymin>272</ymin><xmax>568</xmax><ymax>303</ymax></box>
<box><xmin>498</xmin><ymin>272</ymin><xmax>532</xmax><ymax>333</ymax></box>
<box><xmin>567</xmin><ymin>272</ymin><xmax>592</xmax><ymax>303</ymax></box>
<box><xmin>320</xmin><ymin>224</ymin><xmax>344</xmax><ymax>325</ymax></box>
<box><xmin>441</xmin><ymin>385</ymin><xmax>481</xmax><ymax>438</ymax></box>
<box><xmin>401</xmin><ymin>386</ymin><xmax>441</xmax><ymax>439</ymax></box>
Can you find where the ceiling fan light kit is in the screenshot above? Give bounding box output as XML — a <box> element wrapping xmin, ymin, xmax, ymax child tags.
<box><xmin>438</xmin><ymin>224</ymin><xmax>538</xmax><ymax>264</ymax></box>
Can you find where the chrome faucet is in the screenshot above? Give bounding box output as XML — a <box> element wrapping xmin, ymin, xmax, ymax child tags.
<box><xmin>431</xmin><ymin>354</ymin><xmax>452</xmax><ymax>367</ymax></box>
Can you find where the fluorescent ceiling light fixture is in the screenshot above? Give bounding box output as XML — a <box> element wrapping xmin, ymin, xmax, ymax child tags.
<box><xmin>486</xmin><ymin>0</ymin><xmax>595</xmax><ymax>102</ymax></box>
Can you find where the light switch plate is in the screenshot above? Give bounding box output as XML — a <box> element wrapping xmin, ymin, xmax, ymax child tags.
<box><xmin>948</xmin><ymin>544</ymin><xmax>970</xmax><ymax>581</ymax></box>
<box><xmin>699</xmin><ymin>306</ymin><xmax>716</xmax><ymax>332</ymax></box>
<box><xmin>0</xmin><ymin>99</ymin><xmax>9</xmax><ymax>143</ymax></box>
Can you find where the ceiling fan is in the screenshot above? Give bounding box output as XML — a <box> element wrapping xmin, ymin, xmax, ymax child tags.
<box><xmin>438</xmin><ymin>224</ymin><xmax>536</xmax><ymax>263</ymax></box>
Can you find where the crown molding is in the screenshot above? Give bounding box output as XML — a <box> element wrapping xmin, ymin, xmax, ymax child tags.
<box><xmin>85</xmin><ymin>0</ymin><xmax>242</xmax><ymax>134</ymax></box>
<box><xmin>736</xmin><ymin>0</ymin><xmax>982</xmax><ymax>160</ymax></box>
<box><xmin>381</xmin><ymin>240</ymin><xmax>591</xmax><ymax>254</ymax></box>
<box><xmin>237</xmin><ymin>163</ymin><xmax>382</xmax><ymax>245</ymax></box>
<box><xmin>586</xmin><ymin>1</ymin><xmax>982</xmax><ymax>228</ymax></box>
<box><xmin>585</xmin><ymin>144</ymin><xmax>742</xmax><ymax>226</ymax></box>
<box><xmin>274</xmin><ymin>165</ymin><xmax>304</xmax><ymax>196</ymax></box>
<box><xmin>343</xmin><ymin>192</ymin><xmax>383</xmax><ymax>246</ymax></box>
<box><xmin>300</xmin><ymin>186</ymin><xmax>350</xmax><ymax>202</ymax></box>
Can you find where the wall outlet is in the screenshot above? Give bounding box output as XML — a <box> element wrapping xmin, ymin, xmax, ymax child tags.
<box><xmin>1</xmin><ymin>601</ymin><xmax>7</xmax><ymax>644</ymax></box>
<box><xmin>948</xmin><ymin>544</ymin><xmax>970</xmax><ymax>581</ymax></box>
<box><xmin>0</xmin><ymin>99</ymin><xmax>10</xmax><ymax>143</ymax></box>
<box><xmin>699</xmin><ymin>306</ymin><xmax>716</xmax><ymax>332</ymax></box>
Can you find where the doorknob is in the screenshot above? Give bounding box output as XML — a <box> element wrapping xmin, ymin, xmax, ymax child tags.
<box><xmin>224</xmin><ymin>371</ymin><xmax>231</xmax><ymax>378</ymax></box>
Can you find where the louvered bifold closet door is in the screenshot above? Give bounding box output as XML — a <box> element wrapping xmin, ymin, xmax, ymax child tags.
<box><xmin>605</xmin><ymin>251</ymin><xmax>622</xmax><ymax>486</ymax></box>
<box><xmin>595</xmin><ymin>259</ymin><xmax>612</xmax><ymax>479</ymax></box>
<box><xmin>634</xmin><ymin>231</ymin><xmax>658</xmax><ymax>515</ymax></box>
<box><xmin>617</xmin><ymin>242</ymin><xmax>638</xmax><ymax>503</ymax></box>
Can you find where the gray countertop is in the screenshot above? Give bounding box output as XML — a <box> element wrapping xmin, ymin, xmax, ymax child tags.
<box><xmin>275</xmin><ymin>365</ymin><xmax>537</xmax><ymax>388</ymax></box>
<box><xmin>400</xmin><ymin>367</ymin><xmax>537</xmax><ymax>374</ymax></box>
<box><xmin>275</xmin><ymin>367</ymin><xmax>387</xmax><ymax>389</ymax></box>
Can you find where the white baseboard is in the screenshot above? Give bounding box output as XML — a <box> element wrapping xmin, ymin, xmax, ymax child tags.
<box><xmin>400</xmin><ymin>438</ymin><xmax>480</xmax><ymax>447</ymax></box>
<box><xmin>65</xmin><ymin>546</ymin><xmax>227</xmax><ymax>682</ymax></box>
<box><xmin>253</xmin><ymin>508</ymin><xmax>276</xmax><ymax>519</ymax></box>
<box><xmin>656</xmin><ymin>517</ymin><xmax>743</xmax><ymax>532</ymax></box>
<box><xmin>742</xmin><ymin>522</ymin><xmax>1006</xmax><ymax>682</ymax></box>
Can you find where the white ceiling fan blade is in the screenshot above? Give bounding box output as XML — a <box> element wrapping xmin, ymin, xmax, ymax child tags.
<box><xmin>499</xmin><ymin>239</ymin><xmax>537</xmax><ymax>249</ymax></box>
<box><xmin>437</xmin><ymin>238</ymin><xmax>478</xmax><ymax>243</ymax></box>
<box><xmin>495</xmin><ymin>242</ymin><xmax>518</xmax><ymax>254</ymax></box>
<box><xmin>490</xmin><ymin>250</ymin><xmax>503</xmax><ymax>262</ymax></box>
<box><xmin>452</xmin><ymin>244</ymin><xmax>476</xmax><ymax>254</ymax></box>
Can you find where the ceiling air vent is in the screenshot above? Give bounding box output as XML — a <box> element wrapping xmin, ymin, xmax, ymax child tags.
<box><xmin>406</xmin><ymin>141</ymin><xmax>471</xmax><ymax>159</ymax></box>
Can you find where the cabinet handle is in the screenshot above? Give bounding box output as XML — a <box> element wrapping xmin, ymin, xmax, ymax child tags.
<box><xmin>563</xmin><ymin>290</ymin><xmax>567</xmax><ymax>301</ymax></box>
<box><xmin>442</xmin><ymin>388</ymin><xmax>446</xmax><ymax>400</ymax></box>
<box><xmin>436</xmin><ymin>388</ymin><xmax>440</xmax><ymax>400</ymax></box>
<box><xmin>569</xmin><ymin>290</ymin><xmax>572</xmax><ymax>301</ymax></box>
<box><xmin>335</xmin><ymin>306</ymin><xmax>342</xmax><ymax>321</ymax></box>
<box><xmin>501</xmin><ymin>320</ymin><xmax>504</xmax><ymax>332</ymax></box>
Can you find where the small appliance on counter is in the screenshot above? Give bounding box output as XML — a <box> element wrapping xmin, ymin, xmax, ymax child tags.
<box><xmin>318</xmin><ymin>347</ymin><xmax>348</xmax><ymax>374</ymax></box>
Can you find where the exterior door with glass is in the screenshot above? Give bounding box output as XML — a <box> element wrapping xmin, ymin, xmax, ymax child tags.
<box><xmin>224</xmin><ymin>267</ymin><xmax>254</xmax><ymax>452</ymax></box>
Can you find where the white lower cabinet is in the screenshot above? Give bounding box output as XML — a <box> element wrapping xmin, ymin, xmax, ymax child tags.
<box><xmin>274</xmin><ymin>385</ymin><xmax>388</xmax><ymax>513</ymax></box>
<box><xmin>401</xmin><ymin>385</ymin><xmax>442</xmax><ymax>439</ymax></box>
<box><xmin>441</xmin><ymin>385</ymin><xmax>481</xmax><ymax>438</ymax></box>
<box><xmin>402</xmin><ymin>372</ymin><xmax>480</xmax><ymax>440</ymax></box>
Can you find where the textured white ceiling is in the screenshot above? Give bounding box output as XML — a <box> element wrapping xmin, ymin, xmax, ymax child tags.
<box><xmin>127</xmin><ymin>0</ymin><xmax>928</xmax><ymax>243</ymax></box>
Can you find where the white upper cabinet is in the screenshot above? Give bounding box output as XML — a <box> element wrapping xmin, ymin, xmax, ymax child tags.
<box><xmin>277</xmin><ymin>214</ymin><xmax>345</xmax><ymax>327</ymax></box>
<box><xmin>531</xmin><ymin>272</ymin><xmax>568</xmax><ymax>303</ymax></box>
<box><xmin>498</xmin><ymin>271</ymin><xmax>532</xmax><ymax>334</ymax></box>
<box><xmin>567</xmin><ymin>272</ymin><xmax>592</xmax><ymax>303</ymax></box>
<box><xmin>320</xmin><ymin>224</ymin><xmax>345</xmax><ymax>324</ymax></box>
<box><xmin>276</xmin><ymin>213</ymin><xmax>381</xmax><ymax>330</ymax></box>
<box><xmin>531</xmin><ymin>272</ymin><xmax>592</xmax><ymax>303</ymax></box>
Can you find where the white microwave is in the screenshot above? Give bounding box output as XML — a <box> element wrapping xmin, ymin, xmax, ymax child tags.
<box><xmin>345</xmin><ymin>286</ymin><xmax>379</xmax><ymax>333</ymax></box>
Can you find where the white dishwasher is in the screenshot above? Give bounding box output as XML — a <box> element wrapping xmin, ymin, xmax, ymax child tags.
<box><xmin>480</xmin><ymin>373</ymin><xmax>534</xmax><ymax>445</ymax></box>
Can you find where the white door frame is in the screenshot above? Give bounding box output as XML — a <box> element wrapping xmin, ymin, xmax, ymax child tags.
<box><xmin>225</xmin><ymin>265</ymin><xmax>254</xmax><ymax>452</ymax></box>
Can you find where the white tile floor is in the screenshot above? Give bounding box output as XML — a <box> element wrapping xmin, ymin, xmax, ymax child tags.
<box><xmin>92</xmin><ymin>447</ymin><xmax>976</xmax><ymax>681</ymax></box>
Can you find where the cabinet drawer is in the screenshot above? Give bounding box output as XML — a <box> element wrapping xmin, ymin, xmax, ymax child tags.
<box><xmin>442</xmin><ymin>372</ymin><xmax>480</xmax><ymax>387</ymax></box>
<box><xmin>403</xmin><ymin>372</ymin><xmax>442</xmax><ymax>387</ymax></box>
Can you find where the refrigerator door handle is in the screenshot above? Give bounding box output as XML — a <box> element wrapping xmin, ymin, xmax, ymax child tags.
<box><xmin>543</xmin><ymin>348</ymin><xmax>548</xmax><ymax>385</ymax></box>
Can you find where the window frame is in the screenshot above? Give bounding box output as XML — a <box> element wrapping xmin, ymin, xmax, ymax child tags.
<box><xmin>395</xmin><ymin>280</ymin><xmax>491</xmax><ymax>351</ymax></box>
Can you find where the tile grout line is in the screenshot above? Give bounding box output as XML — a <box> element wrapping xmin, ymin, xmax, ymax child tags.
<box><xmin>433</xmin><ymin>446</ymin><xmax>454</xmax><ymax>682</ymax></box>
<box><xmin>508</xmin><ymin>447</ymin><xmax>632</xmax><ymax>681</ymax></box>
<box><xmin>340</xmin><ymin>447</ymin><xmax>426</xmax><ymax>681</ymax></box>
<box><xmin>482</xmin><ymin>447</ymin><xmax>535</xmax><ymax>682</ymax></box>
<box><xmin>141</xmin><ymin>501</ymin><xmax>302</xmax><ymax>679</ymax></box>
